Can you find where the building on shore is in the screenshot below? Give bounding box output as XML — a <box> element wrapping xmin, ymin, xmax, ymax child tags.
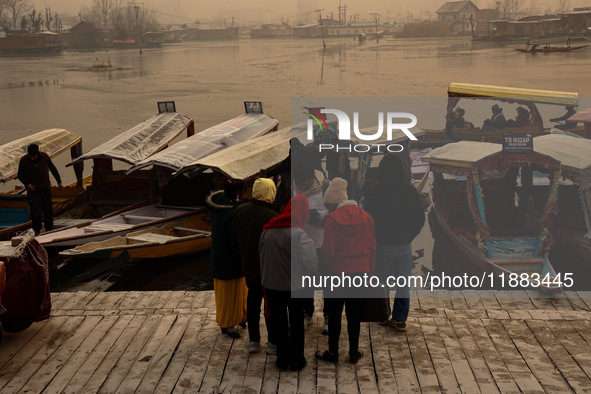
<box><xmin>436</xmin><ymin>1</ymin><xmax>479</xmax><ymax>33</ymax></box>
<box><xmin>250</xmin><ymin>24</ymin><xmax>293</xmax><ymax>38</ymax></box>
<box><xmin>559</xmin><ymin>8</ymin><xmax>591</xmax><ymax>35</ymax></box>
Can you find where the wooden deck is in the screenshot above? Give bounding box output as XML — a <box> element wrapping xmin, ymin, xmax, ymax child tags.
<box><xmin>2</xmin><ymin>290</ymin><xmax>591</xmax><ymax>393</ymax></box>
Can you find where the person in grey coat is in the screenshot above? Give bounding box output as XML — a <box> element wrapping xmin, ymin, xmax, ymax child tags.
<box><xmin>259</xmin><ymin>194</ymin><xmax>318</xmax><ymax>371</ymax></box>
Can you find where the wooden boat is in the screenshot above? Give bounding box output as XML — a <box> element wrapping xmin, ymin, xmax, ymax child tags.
<box><xmin>421</xmin><ymin>83</ymin><xmax>584</xmax><ymax>146</ymax></box>
<box><xmin>515</xmin><ymin>37</ymin><xmax>589</xmax><ymax>53</ymax></box>
<box><xmin>18</xmin><ymin>204</ymin><xmax>205</xmax><ymax>249</ymax></box>
<box><xmin>533</xmin><ymin>134</ymin><xmax>591</xmax><ymax>270</ymax></box>
<box><xmin>423</xmin><ymin>141</ymin><xmax>563</xmax><ymax>292</ymax></box>
<box><xmin>59</xmin><ymin>214</ymin><xmax>211</xmax><ymax>259</ymax></box>
<box><xmin>0</xmin><ymin>129</ymin><xmax>85</xmax><ymax>234</ymax></box>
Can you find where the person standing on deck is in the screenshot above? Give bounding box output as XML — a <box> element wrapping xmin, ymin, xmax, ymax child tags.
<box><xmin>316</xmin><ymin>178</ymin><xmax>375</xmax><ymax>365</ymax></box>
<box><xmin>233</xmin><ymin>178</ymin><xmax>279</xmax><ymax>354</ymax></box>
<box><xmin>206</xmin><ymin>179</ymin><xmax>247</xmax><ymax>338</ymax></box>
<box><xmin>364</xmin><ymin>154</ymin><xmax>425</xmax><ymax>332</ymax></box>
<box><xmin>259</xmin><ymin>194</ymin><xmax>318</xmax><ymax>371</ymax></box>
<box><xmin>17</xmin><ymin>143</ymin><xmax>63</xmax><ymax>236</ymax></box>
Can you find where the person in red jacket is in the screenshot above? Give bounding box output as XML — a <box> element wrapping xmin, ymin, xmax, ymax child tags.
<box><xmin>316</xmin><ymin>178</ymin><xmax>376</xmax><ymax>364</ymax></box>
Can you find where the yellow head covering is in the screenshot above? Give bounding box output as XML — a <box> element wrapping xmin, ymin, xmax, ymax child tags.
<box><xmin>252</xmin><ymin>178</ymin><xmax>277</xmax><ymax>204</ymax></box>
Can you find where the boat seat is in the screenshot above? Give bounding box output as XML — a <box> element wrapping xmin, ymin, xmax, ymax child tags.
<box><xmin>128</xmin><ymin>233</ymin><xmax>180</xmax><ymax>244</ymax></box>
<box><xmin>84</xmin><ymin>223</ymin><xmax>134</xmax><ymax>233</ymax></box>
<box><xmin>173</xmin><ymin>227</ymin><xmax>211</xmax><ymax>236</ymax></box>
<box><xmin>120</xmin><ymin>214</ymin><xmax>162</xmax><ymax>222</ymax></box>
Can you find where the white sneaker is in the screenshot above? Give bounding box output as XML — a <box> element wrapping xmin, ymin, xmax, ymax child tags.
<box><xmin>266</xmin><ymin>342</ymin><xmax>277</xmax><ymax>355</ymax></box>
<box><xmin>304</xmin><ymin>314</ymin><xmax>313</xmax><ymax>329</ymax></box>
<box><xmin>248</xmin><ymin>341</ymin><xmax>260</xmax><ymax>353</ymax></box>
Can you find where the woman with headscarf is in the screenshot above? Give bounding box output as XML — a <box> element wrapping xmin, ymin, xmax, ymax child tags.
<box><xmin>259</xmin><ymin>194</ymin><xmax>318</xmax><ymax>371</ymax></box>
<box><xmin>206</xmin><ymin>179</ymin><xmax>248</xmax><ymax>338</ymax></box>
<box><xmin>233</xmin><ymin>178</ymin><xmax>279</xmax><ymax>354</ymax></box>
<box><xmin>364</xmin><ymin>154</ymin><xmax>425</xmax><ymax>332</ymax></box>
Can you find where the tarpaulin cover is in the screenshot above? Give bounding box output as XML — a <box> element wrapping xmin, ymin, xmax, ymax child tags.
<box><xmin>0</xmin><ymin>129</ymin><xmax>81</xmax><ymax>183</ymax></box>
<box><xmin>534</xmin><ymin>134</ymin><xmax>591</xmax><ymax>187</ymax></box>
<box><xmin>127</xmin><ymin>113</ymin><xmax>278</xmax><ymax>174</ymax></box>
<box><xmin>0</xmin><ymin>236</ymin><xmax>51</xmax><ymax>325</ymax></box>
<box><xmin>68</xmin><ymin>112</ymin><xmax>192</xmax><ymax>166</ymax></box>
<box><xmin>177</xmin><ymin>126</ymin><xmax>291</xmax><ymax>180</ymax></box>
<box><xmin>568</xmin><ymin>107</ymin><xmax>591</xmax><ymax>124</ymax></box>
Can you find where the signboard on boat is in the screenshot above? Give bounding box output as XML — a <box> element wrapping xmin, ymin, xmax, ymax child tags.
<box><xmin>502</xmin><ymin>132</ymin><xmax>533</xmax><ymax>153</ymax></box>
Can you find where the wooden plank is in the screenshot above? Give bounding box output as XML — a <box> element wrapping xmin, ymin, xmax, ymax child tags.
<box><xmin>243</xmin><ymin>316</ymin><xmax>271</xmax><ymax>394</ymax></box>
<box><xmin>476</xmin><ymin>290</ymin><xmax>502</xmax><ymax>310</ymax></box>
<box><xmin>448</xmin><ymin>318</ymin><xmax>500</xmax><ymax>393</ymax></box>
<box><xmin>449</xmin><ymin>290</ymin><xmax>469</xmax><ymax>310</ymax></box>
<box><xmin>150</xmin><ymin>290</ymin><xmax>174</xmax><ymax>309</ymax></box>
<box><xmin>97</xmin><ymin>291</ymin><xmax>128</xmax><ymax>310</ymax></box>
<box><xmin>492</xmin><ymin>291</ymin><xmax>517</xmax><ymax>310</ymax></box>
<box><xmin>546</xmin><ymin>320</ymin><xmax>591</xmax><ymax>380</ymax></box>
<box><xmin>113</xmin><ymin>314</ymin><xmax>177</xmax><ymax>393</ymax></box>
<box><xmin>136</xmin><ymin>315</ymin><xmax>192</xmax><ymax>393</ymax></box>
<box><xmin>297</xmin><ymin>313</ymin><xmax>318</xmax><ymax>394</ymax></box>
<box><xmin>49</xmin><ymin>292</ymin><xmax>68</xmax><ymax>309</ymax></box>
<box><xmin>315</xmin><ymin>313</ymin><xmax>336</xmax><ymax>394</ymax></box>
<box><xmin>57</xmin><ymin>291</ymin><xmax>91</xmax><ymax>310</ymax></box>
<box><xmin>47</xmin><ymin>315</ymin><xmax>132</xmax><ymax>394</ymax></box>
<box><xmin>525</xmin><ymin>289</ymin><xmax>557</xmax><ymax>310</ymax></box>
<box><xmin>509</xmin><ymin>292</ymin><xmax>537</xmax><ymax>310</ymax></box>
<box><xmin>569</xmin><ymin>320</ymin><xmax>591</xmax><ymax>348</ymax></box>
<box><xmin>549</xmin><ymin>295</ymin><xmax>575</xmax><ymax>311</ymax></box>
<box><xmin>334</xmin><ymin>319</ymin><xmax>359</xmax><ymax>394</ymax></box>
<box><xmin>153</xmin><ymin>314</ymin><xmax>206</xmax><ymax>393</ymax></box>
<box><xmin>370</xmin><ymin>323</ymin><xmax>397</xmax><ymax>393</ymax></box>
<box><xmin>507</xmin><ymin>310</ymin><xmax>532</xmax><ymax>320</ymax></box>
<box><xmin>418</xmin><ymin>318</ymin><xmax>461</xmax><ymax>393</ymax></box>
<box><xmin>526</xmin><ymin>320</ymin><xmax>591</xmax><ymax>393</ymax></box>
<box><xmin>434</xmin><ymin>290</ymin><xmax>453</xmax><ymax>310</ymax></box>
<box><xmin>88</xmin><ymin>315</ymin><xmax>160</xmax><ymax>393</ymax></box>
<box><xmin>466</xmin><ymin>319</ymin><xmax>521</xmax><ymax>393</ymax></box>
<box><xmin>482</xmin><ymin>319</ymin><xmax>545</xmax><ymax>393</ymax></box>
<box><xmin>575</xmin><ymin>291</ymin><xmax>591</xmax><ymax>310</ymax></box>
<box><xmin>405</xmin><ymin>317</ymin><xmax>440</xmax><ymax>392</ymax></box>
<box><xmin>17</xmin><ymin>316</ymin><xmax>105</xmax><ymax>393</ymax></box>
<box><xmin>84</xmin><ymin>291</ymin><xmax>110</xmax><ymax>310</ymax></box>
<box><xmin>409</xmin><ymin>288</ymin><xmax>420</xmax><ymax>310</ymax></box>
<box><xmin>500</xmin><ymin>319</ymin><xmax>571</xmax><ymax>392</ymax></box>
<box><xmin>219</xmin><ymin>337</ymin><xmax>251</xmax><ymax>393</ymax></box>
<box><xmin>416</xmin><ymin>289</ymin><xmax>438</xmax><ymax>310</ymax></box>
<box><xmin>0</xmin><ymin>316</ymin><xmax>70</xmax><ymax>391</ymax></box>
<box><xmin>191</xmin><ymin>291</ymin><xmax>211</xmax><ymax>308</ymax></box>
<box><xmin>176</xmin><ymin>292</ymin><xmax>197</xmax><ymax>309</ymax></box>
<box><xmin>461</xmin><ymin>290</ymin><xmax>486</xmax><ymax>310</ymax></box>
<box><xmin>485</xmin><ymin>310</ymin><xmax>510</xmax><ymax>320</ymax></box>
<box><xmin>385</xmin><ymin>324</ymin><xmax>420</xmax><ymax>392</ymax></box>
<box><xmin>432</xmin><ymin>317</ymin><xmax>480</xmax><ymax>393</ymax></box>
<box><xmin>133</xmin><ymin>291</ymin><xmax>161</xmax><ymax>309</ymax></box>
<box><xmin>73</xmin><ymin>291</ymin><xmax>101</xmax><ymax>309</ymax></box>
<box><xmin>0</xmin><ymin>316</ymin><xmax>84</xmax><ymax>393</ymax></box>
<box><xmin>199</xmin><ymin>325</ymin><xmax>236</xmax><ymax>393</ymax></box>
<box><xmin>0</xmin><ymin>320</ymin><xmax>50</xmax><ymax>370</ymax></box>
<box><xmin>355</xmin><ymin>321</ymin><xmax>378</xmax><ymax>392</ymax></box>
<box><xmin>172</xmin><ymin>314</ymin><xmax>222</xmax><ymax>393</ymax></box>
<box><xmin>161</xmin><ymin>291</ymin><xmax>187</xmax><ymax>309</ymax></box>
<box><xmin>116</xmin><ymin>291</ymin><xmax>144</xmax><ymax>310</ymax></box>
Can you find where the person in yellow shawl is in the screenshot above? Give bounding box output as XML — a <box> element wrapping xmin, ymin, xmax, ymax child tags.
<box><xmin>206</xmin><ymin>179</ymin><xmax>248</xmax><ymax>338</ymax></box>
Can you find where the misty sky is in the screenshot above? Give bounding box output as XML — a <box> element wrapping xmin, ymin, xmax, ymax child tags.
<box><xmin>33</xmin><ymin>0</ymin><xmax>589</xmax><ymax>24</ymax></box>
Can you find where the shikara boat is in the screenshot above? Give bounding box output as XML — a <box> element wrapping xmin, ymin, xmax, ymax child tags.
<box><xmin>533</xmin><ymin>134</ymin><xmax>591</xmax><ymax>270</ymax></box>
<box><xmin>22</xmin><ymin>204</ymin><xmax>204</xmax><ymax>249</ymax></box>
<box><xmin>423</xmin><ymin>141</ymin><xmax>563</xmax><ymax>292</ymax></box>
<box><xmin>0</xmin><ymin>129</ymin><xmax>85</xmax><ymax>233</ymax></box>
<box><xmin>59</xmin><ymin>214</ymin><xmax>211</xmax><ymax>259</ymax></box>
<box><xmin>421</xmin><ymin>83</ymin><xmax>583</xmax><ymax>145</ymax></box>
<box><xmin>515</xmin><ymin>37</ymin><xmax>589</xmax><ymax>53</ymax></box>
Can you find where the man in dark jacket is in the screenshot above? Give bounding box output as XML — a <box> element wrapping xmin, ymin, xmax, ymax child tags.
<box><xmin>316</xmin><ymin>178</ymin><xmax>375</xmax><ymax>365</ymax></box>
<box><xmin>364</xmin><ymin>154</ymin><xmax>425</xmax><ymax>332</ymax></box>
<box><xmin>233</xmin><ymin>178</ymin><xmax>279</xmax><ymax>354</ymax></box>
<box><xmin>482</xmin><ymin>104</ymin><xmax>506</xmax><ymax>132</ymax></box>
<box><xmin>17</xmin><ymin>144</ymin><xmax>63</xmax><ymax>236</ymax></box>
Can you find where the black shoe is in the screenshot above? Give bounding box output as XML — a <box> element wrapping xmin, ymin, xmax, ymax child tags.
<box><xmin>239</xmin><ymin>321</ymin><xmax>247</xmax><ymax>329</ymax></box>
<box><xmin>290</xmin><ymin>358</ymin><xmax>308</xmax><ymax>371</ymax></box>
<box><xmin>315</xmin><ymin>350</ymin><xmax>338</xmax><ymax>363</ymax></box>
<box><xmin>349</xmin><ymin>350</ymin><xmax>363</xmax><ymax>364</ymax></box>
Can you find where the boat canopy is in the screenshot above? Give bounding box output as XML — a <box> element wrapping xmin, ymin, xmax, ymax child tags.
<box><xmin>568</xmin><ymin>107</ymin><xmax>591</xmax><ymax>123</ymax></box>
<box><xmin>0</xmin><ymin>129</ymin><xmax>81</xmax><ymax>183</ymax></box>
<box><xmin>448</xmin><ymin>83</ymin><xmax>579</xmax><ymax>107</ymax></box>
<box><xmin>176</xmin><ymin>126</ymin><xmax>291</xmax><ymax>180</ymax></box>
<box><xmin>126</xmin><ymin>113</ymin><xmax>278</xmax><ymax>174</ymax></box>
<box><xmin>68</xmin><ymin>112</ymin><xmax>192</xmax><ymax>167</ymax></box>
<box><xmin>534</xmin><ymin>134</ymin><xmax>591</xmax><ymax>184</ymax></box>
<box><xmin>421</xmin><ymin>141</ymin><xmax>502</xmax><ymax>168</ymax></box>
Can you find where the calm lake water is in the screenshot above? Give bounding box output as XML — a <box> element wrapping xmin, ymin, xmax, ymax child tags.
<box><xmin>1</xmin><ymin>36</ymin><xmax>590</xmax><ymax>291</ymax></box>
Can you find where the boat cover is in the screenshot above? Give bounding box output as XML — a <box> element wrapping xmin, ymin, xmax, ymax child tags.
<box><xmin>448</xmin><ymin>83</ymin><xmax>579</xmax><ymax>107</ymax></box>
<box><xmin>126</xmin><ymin>113</ymin><xmax>278</xmax><ymax>173</ymax></box>
<box><xmin>421</xmin><ymin>141</ymin><xmax>502</xmax><ymax>167</ymax></box>
<box><xmin>68</xmin><ymin>112</ymin><xmax>192</xmax><ymax>166</ymax></box>
<box><xmin>568</xmin><ymin>108</ymin><xmax>591</xmax><ymax>123</ymax></box>
<box><xmin>176</xmin><ymin>126</ymin><xmax>291</xmax><ymax>180</ymax></box>
<box><xmin>0</xmin><ymin>129</ymin><xmax>81</xmax><ymax>183</ymax></box>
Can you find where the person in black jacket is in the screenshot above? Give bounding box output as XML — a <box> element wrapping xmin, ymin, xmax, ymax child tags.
<box><xmin>17</xmin><ymin>144</ymin><xmax>63</xmax><ymax>236</ymax></box>
<box><xmin>233</xmin><ymin>178</ymin><xmax>279</xmax><ymax>354</ymax></box>
<box><xmin>364</xmin><ymin>154</ymin><xmax>425</xmax><ymax>332</ymax></box>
